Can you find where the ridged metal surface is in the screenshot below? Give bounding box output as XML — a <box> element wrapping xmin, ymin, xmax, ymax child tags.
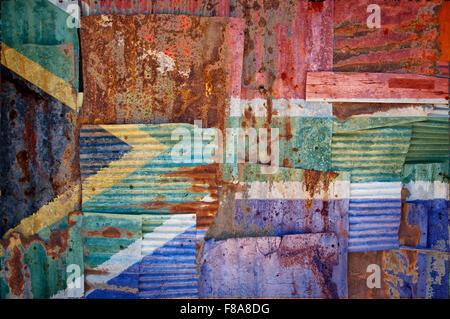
<box><xmin>405</xmin><ymin>117</ymin><xmax>450</xmax><ymax>164</ymax></box>
<box><xmin>140</xmin><ymin>214</ymin><xmax>197</xmax><ymax>298</ymax></box>
<box><xmin>1</xmin><ymin>211</ymin><xmax>84</xmax><ymax>299</ymax></box>
<box><xmin>331</xmin><ymin>124</ymin><xmax>413</xmax><ymax>252</ymax></box>
<box><xmin>333</xmin><ymin>0</ymin><xmax>448</xmax><ymax>76</ymax></box>
<box><xmin>206</xmin><ymin>164</ymin><xmax>350</xmax><ymax>298</ymax></box>
<box><xmin>81</xmin><ymin>0</ymin><xmax>230</xmax><ymax>17</ymax></box>
<box><xmin>331</xmin><ymin>125</ymin><xmax>412</xmax><ymax>183</ymax></box>
<box><xmin>83</xmin><ymin>213</ymin><xmax>142</xmax><ymax>298</ymax></box>
<box><xmin>80</xmin><ymin>124</ymin><xmax>218</xmax><ymax>238</ymax></box>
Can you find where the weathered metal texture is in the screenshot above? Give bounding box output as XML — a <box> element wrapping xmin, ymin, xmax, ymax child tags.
<box><xmin>348</xmin><ymin>162</ymin><xmax>449</xmax><ymax>299</ymax></box>
<box><xmin>206</xmin><ymin>164</ymin><xmax>350</xmax><ymax>298</ymax></box>
<box><xmin>80</xmin><ymin>124</ymin><xmax>218</xmax><ymax>243</ymax></box>
<box><xmin>333</xmin><ymin>0</ymin><xmax>448</xmax><ymax>76</ymax></box>
<box><xmin>230</xmin><ymin>0</ymin><xmax>333</xmax><ymax>100</ymax></box>
<box><xmin>1</xmin><ymin>0</ymin><xmax>80</xmax><ymax>90</ymax></box>
<box><xmin>83</xmin><ymin>213</ymin><xmax>198</xmax><ymax>299</ymax></box>
<box><xmin>306</xmin><ymin>72</ymin><xmax>449</xmax><ymax>104</ymax></box>
<box><xmin>227</xmin><ymin>115</ymin><xmax>332</xmax><ymax>171</ymax></box>
<box><xmin>199</xmin><ymin>233</ymin><xmax>340</xmax><ymax>298</ymax></box>
<box><xmin>81</xmin><ymin>0</ymin><xmax>230</xmax><ymax>17</ymax></box>
<box><xmin>348</xmin><ymin>249</ymin><xmax>449</xmax><ymax>299</ymax></box>
<box><xmin>139</xmin><ymin>214</ymin><xmax>197</xmax><ymax>298</ymax></box>
<box><xmin>405</xmin><ymin>117</ymin><xmax>450</xmax><ymax>164</ymax></box>
<box><xmin>79</xmin><ymin>14</ymin><xmax>244</xmax><ymax>131</ymax></box>
<box><xmin>83</xmin><ymin>212</ymin><xmax>141</xmax><ymax>298</ymax></box>
<box><xmin>331</xmin><ymin>123</ymin><xmax>412</xmax><ymax>252</ymax></box>
<box><xmin>0</xmin><ymin>65</ymin><xmax>79</xmax><ymax>238</ymax></box>
<box><xmin>0</xmin><ymin>211</ymin><xmax>84</xmax><ymax>299</ymax></box>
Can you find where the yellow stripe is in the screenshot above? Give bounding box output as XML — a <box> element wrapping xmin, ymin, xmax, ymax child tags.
<box><xmin>2</xmin><ymin>184</ymin><xmax>81</xmax><ymax>240</ymax></box>
<box><xmin>82</xmin><ymin>125</ymin><xmax>168</xmax><ymax>203</ymax></box>
<box><xmin>1</xmin><ymin>42</ymin><xmax>77</xmax><ymax>111</ymax></box>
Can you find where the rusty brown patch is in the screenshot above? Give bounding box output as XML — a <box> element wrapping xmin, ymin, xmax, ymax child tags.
<box><xmin>8</xmin><ymin>245</ymin><xmax>25</xmax><ymax>296</ymax></box>
<box><xmin>302</xmin><ymin>170</ymin><xmax>339</xmax><ymax>210</ymax></box>
<box><xmin>332</xmin><ymin>102</ymin><xmax>423</xmax><ymax>121</ymax></box>
<box><xmin>398</xmin><ymin>188</ymin><xmax>421</xmax><ymax>247</ymax></box>
<box><xmin>388</xmin><ymin>78</ymin><xmax>435</xmax><ymax>90</ymax></box>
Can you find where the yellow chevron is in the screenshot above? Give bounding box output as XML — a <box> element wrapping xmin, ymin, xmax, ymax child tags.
<box><xmin>1</xmin><ymin>42</ymin><xmax>77</xmax><ymax>111</ymax></box>
<box><xmin>82</xmin><ymin>125</ymin><xmax>168</xmax><ymax>203</ymax></box>
<box><xmin>2</xmin><ymin>184</ymin><xmax>80</xmax><ymax>241</ymax></box>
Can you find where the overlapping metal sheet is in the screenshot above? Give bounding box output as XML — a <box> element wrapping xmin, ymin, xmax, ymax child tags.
<box><xmin>333</xmin><ymin>0</ymin><xmax>449</xmax><ymax>76</ymax></box>
<box><xmin>0</xmin><ymin>0</ymin><xmax>82</xmax><ymax>299</ymax></box>
<box><xmin>79</xmin><ymin>14</ymin><xmax>244</xmax><ymax>130</ymax></box>
<box><xmin>1</xmin><ymin>211</ymin><xmax>84</xmax><ymax>299</ymax></box>
<box><xmin>205</xmin><ymin>164</ymin><xmax>350</xmax><ymax>298</ymax></box>
<box><xmin>81</xmin><ymin>0</ymin><xmax>230</xmax><ymax>17</ymax></box>
<box><xmin>199</xmin><ymin>233</ymin><xmax>340</xmax><ymax>298</ymax></box>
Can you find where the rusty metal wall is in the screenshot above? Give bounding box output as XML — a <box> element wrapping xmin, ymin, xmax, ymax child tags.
<box><xmin>1</xmin><ymin>0</ymin><xmax>449</xmax><ymax>299</ymax></box>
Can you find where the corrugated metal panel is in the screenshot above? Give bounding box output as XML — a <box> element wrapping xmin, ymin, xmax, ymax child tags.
<box><xmin>206</xmin><ymin>164</ymin><xmax>350</xmax><ymax>298</ymax></box>
<box><xmin>0</xmin><ymin>211</ymin><xmax>84</xmax><ymax>299</ymax></box>
<box><xmin>81</xmin><ymin>0</ymin><xmax>230</xmax><ymax>17</ymax></box>
<box><xmin>0</xmin><ymin>0</ymin><xmax>81</xmax><ymax>299</ymax></box>
<box><xmin>230</xmin><ymin>0</ymin><xmax>333</xmax><ymax>100</ymax></box>
<box><xmin>83</xmin><ymin>213</ymin><xmax>141</xmax><ymax>298</ymax></box>
<box><xmin>140</xmin><ymin>214</ymin><xmax>197</xmax><ymax>298</ymax></box>
<box><xmin>199</xmin><ymin>233</ymin><xmax>340</xmax><ymax>298</ymax></box>
<box><xmin>1</xmin><ymin>0</ymin><xmax>80</xmax><ymax>90</ymax></box>
<box><xmin>331</xmin><ymin>124</ymin><xmax>412</xmax><ymax>252</ymax></box>
<box><xmin>79</xmin><ymin>14</ymin><xmax>244</xmax><ymax>130</ymax></box>
<box><xmin>348</xmin><ymin>162</ymin><xmax>449</xmax><ymax>299</ymax></box>
<box><xmin>331</xmin><ymin>125</ymin><xmax>412</xmax><ymax>183</ymax></box>
<box><xmin>333</xmin><ymin>0</ymin><xmax>447</xmax><ymax>76</ymax></box>
<box><xmin>405</xmin><ymin>117</ymin><xmax>450</xmax><ymax>164</ymax></box>
<box><xmin>80</xmin><ymin>124</ymin><xmax>218</xmax><ymax>241</ymax></box>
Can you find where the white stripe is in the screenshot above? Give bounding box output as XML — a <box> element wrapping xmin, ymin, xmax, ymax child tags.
<box><xmin>85</xmin><ymin>214</ymin><xmax>195</xmax><ymax>296</ymax></box>
<box><xmin>234</xmin><ymin>181</ymin><xmax>350</xmax><ymax>200</ymax></box>
<box><xmin>403</xmin><ymin>181</ymin><xmax>449</xmax><ymax>200</ymax></box>
<box><xmin>230</xmin><ymin>98</ymin><xmax>332</xmax><ymax>117</ymax></box>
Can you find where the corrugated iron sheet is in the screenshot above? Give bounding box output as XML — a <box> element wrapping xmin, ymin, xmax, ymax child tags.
<box><xmin>140</xmin><ymin>214</ymin><xmax>197</xmax><ymax>298</ymax></box>
<box><xmin>0</xmin><ymin>211</ymin><xmax>83</xmax><ymax>299</ymax></box>
<box><xmin>80</xmin><ymin>124</ymin><xmax>218</xmax><ymax>239</ymax></box>
<box><xmin>81</xmin><ymin>0</ymin><xmax>230</xmax><ymax>17</ymax></box>
<box><xmin>205</xmin><ymin>164</ymin><xmax>350</xmax><ymax>298</ymax></box>
<box><xmin>199</xmin><ymin>233</ymin><xmax>340</xmax><ymax>298</ymax></box>
<box><xmin>1</xmin><ymin>0</ymin><xmax>80</xmax><ymax>90</ymax></box>
<box><xmin>333</xmin><ymin>0</ymin><xmax>448</xmax><ymax>76</ymax></box>
<box><xmin>332</xmin><ymin>124</ymin><xmax>411</xmax><ymax>252</ymax></box>
<box><xmin>79</xmin><ymin>14</ymin><xmax>244</xmax><ymax>130</ymax></box>
<box><xmin>83</xmin><ymin>212</ymin><xmax>142</xmax><ymax>298</ymax></box>
<box><xmin>348</xmin><ymin>162</ymin><xmax>449</xmax><ymax>299</ymax></box>
<box><xmin>230</xmin><ymin>0</ymin><xmax>333</xmax><ymax>100</ymax></box>
<box><xmin>80</xmin><ymin>123</ymin><xmax>218</xmax><ymax>298</ymax></box>
<box><xmin>405</xmin><ymin>117</ymin><xmax>450</xmax><ymax>164</ymax></box>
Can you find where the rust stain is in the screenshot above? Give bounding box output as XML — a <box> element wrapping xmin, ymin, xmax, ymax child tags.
<box><xmin>388</xmin><ymin>78</ymin><xmax>435</xmax><ymax>90</ymax></box>
<box><xmin>80</xmin><ymin>14</ymin><xmax>244</xmax><ymax>132</ymax></box>
<box><xmin>277</xmin><ymin>237</ymin><xmax>338</xmax><ymax>298</ymax></box>
<box><xmin>86</xmin><ymin>226</ymin><xmax>129</xmax><ymax>239</ymax></box>
<box><xmin>16</xmin><ymin>150</ymin><xmax>30</xmax><ymax>184</ymax></box>
<box><xmin>332</xmin><ymin>102</ymin><xmax>423</xmax><ymax>121</ymax></box>
<box><xmin>8</xmin><ymin>243</ymin><xmax>25</xmax><ymax>296</ymax></box>
<box><xmin>438</xmin><ymin>1</ymin><xmax>450</xmax><ymax>62</ymax></box>
<box><xmin>398</xmin><ymin>188</ymin><xmax>421</xmax><ymax>247</ymax></box>
<box><xmin>302</xmin><ymin>170</ymin><xmax>339</xmax><ymax>210</ymax></box>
